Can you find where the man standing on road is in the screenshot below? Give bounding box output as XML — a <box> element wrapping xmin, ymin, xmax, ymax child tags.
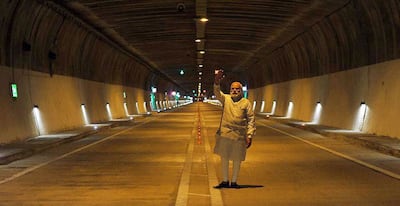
<box><xmin>213</xmin><ymin>69</ymin><xmax>256</xmax><ymax>189</ymax></box>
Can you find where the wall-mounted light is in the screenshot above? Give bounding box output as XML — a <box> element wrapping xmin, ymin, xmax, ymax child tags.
<box><xmin>179</xmin><ymin>69</ymin><xmax>184</xmax><ymax>75</ymax></box>
<box><xmin>10</xmin><ymin>82</ymin><xmax>18</xmax><ymax>99</ymax></box>
<box><xmin>312</xmin><ymin>102</ymin><xmax>322</xmax><ymax>124</ymax></box>
<box><xmin>124</xmin><ymin>102</ymin><xmax>129</xmax><ymax>117</ymax></box>
<box><xmin>260</xmin><ymin>101</ymin><xmax>265</xmax><ymax>113</ymax></box>
<box><xmin>270</xmin><ymin>100</ymin><xmax>277</xmax><ymax>115</ymax></box>
<box><xmin>32</xmin><ymin>105</ymin><xmax>43</xmax><ymax>135</ymax></box>
<box><xmin>195</xmin><ymin>39</ymin><xmax>201</xmax><ymax>43</ymax></box>
<box><xmin>286</xmin><ymin>101</ymin><xmax>294</xmax><ymax>118</ymax></box>
<box><xmin>123</xmin><ymin>91</ymin><xmax>127</xmax><ymax>99</ymax></box>
<box><xmin>136</xmin><ymin>102</ymin><xmax>140</xmax><ymax>114</ymax></box>
<box><xmin>353</xmin><ymin>101</ymin><xmax>368</xmax><ymax>131</ymax></box>
<box><xmin>81</xmin><ymin>104</ymin><xmax>89</xmax><ymax>125</ymax></box>
<box><xmin>106</xmin><ymin>102</ymin><xmax>112</xmax><ymax>120</ymax></box>
<box><xmin>199</xmin><ymin>50</ymin><xmax>205</xmax><ymax>54</ymax></box>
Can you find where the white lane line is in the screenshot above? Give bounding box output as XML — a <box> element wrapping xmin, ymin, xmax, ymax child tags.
<box><xmin>258</xmin><ymin>121</ymin><xmax>400</xmax><ymax>180</ymax></box>
<box><xmin>174</xmin><ymin>118</ymin><xmax>196</xmax><ymax>206</ymax></box>
<box><xmin>0</xmin><ymin>119</ymin><xmax>154</xmax><ymax>185</ymax></box>
<box><xmin>202</xmin><ymin>115</ymin><xmax>224</xmax><ymax>206</ymax></box>
<box><xmin>188</xmin><ymin>193</ymin><xmax>211</xmax><ymax>197</ymax></box>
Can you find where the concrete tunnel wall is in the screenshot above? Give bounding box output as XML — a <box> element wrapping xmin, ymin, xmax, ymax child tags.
<box><xmin>0</xmin><ymin>0</ymin><xmax>176</xmax><ymax>144</ymax></box>
<box><xmin>1</xmin><ymin>0</ymin><xmax>400</xmax><ymax>143</ymax></box>
<box><xmin>247</xmin><ymin>0</ymin><xmax>400</xmax><ymax>139</ymax></box>
<box><xmin>249</xmin><ymin>59</ymin><xmax>400</xmax><ymax>139</ymax></box>
<box><xmin>0</xmin><ymin>65</ymin><xmax>153</xmax><ymax>143</ymax></box>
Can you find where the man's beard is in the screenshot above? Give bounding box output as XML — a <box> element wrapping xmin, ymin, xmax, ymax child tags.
<box><xmin>230</xmin><ymin>93</ymin><xmax>242</xmax><ymax>102</ymax></box>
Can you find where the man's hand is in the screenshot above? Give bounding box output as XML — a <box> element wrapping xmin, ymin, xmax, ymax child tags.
<box><xmin>246</xmin><ymin>136</ymin><xmax>252</xmax><ymax>148</ymax></box>
<box><xmin>214</xmin><ymin>69</ymin><xmax>224</xmax><ymax>85</ymax></box>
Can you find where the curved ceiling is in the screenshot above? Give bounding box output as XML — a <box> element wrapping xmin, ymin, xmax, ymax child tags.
<box><xmin>54</xmin><ymin>0</ymin><xmax>350</xmax><ymax>93</ymax></box>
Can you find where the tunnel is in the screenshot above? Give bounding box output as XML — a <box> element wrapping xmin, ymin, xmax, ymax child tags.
<box><xmin>0</xmin><ymin>0</ymin><xmax>399</xmax><ymax>205</ymax></box>
<box><xmin>1</xmin><ymin>0</ymin><xmax>400</xmax><ymax>142</ymax></box>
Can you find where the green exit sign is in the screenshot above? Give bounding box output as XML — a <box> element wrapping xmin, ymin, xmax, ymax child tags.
<box><xmin>10</xmin><ymin>83</ymin><xmax>18</xmax><ymax>98</ymax></box>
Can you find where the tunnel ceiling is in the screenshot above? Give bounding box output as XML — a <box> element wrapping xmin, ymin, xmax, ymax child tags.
<box><xmin>55</xmin><ymin>0</ymin><xmax>350</xmax><ymax>93</ymax></box>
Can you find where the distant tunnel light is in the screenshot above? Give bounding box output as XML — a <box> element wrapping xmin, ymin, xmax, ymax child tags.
<box><xmin>260</xmin><ymin>101</ymin><xmax>265</xmax><ymax>113</ymax></box>
<box><xmin>312</xmin><ymin>102</ymin><xmax>322</xmax><ymax>124</ymax></box>
<box><xmin>81</xmin><ymin>104</ymin><xmax>90</xmax><ymax>125</ymax></box>
<box><xmin>10</xmin><ymin>83</ymin><xmax>18</xmax><ymax>99</ymax></box>
<box><xmin>123</xmin><ymin>91</ymin><xmax>127</xmax><ymax>99</ymax></box>
<box><xmin>271</xmin><ymin>100</ymin><xmax>277</xmax><ymax>115</ymax></box>
<box><xmin>33</xmin><ymin>105</ymin><xmax>44</xmax><ymax>135</ymax></box>
<box><xmin>106</xmin><ymin>102</ymin><xmax>112</xmax><ymax>120</ymax></box>
<box><xmin>353</xmin><ymin>102</ymin><xmax>368</xmax><ymax>131</ymax></box>
<box><xmin>286</xmin><ymin>101</ymin><xmax>294</xmax><ymax>118</ymax></box>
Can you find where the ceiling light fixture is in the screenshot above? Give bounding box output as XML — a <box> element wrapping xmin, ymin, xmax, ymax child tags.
<box><xmin>200</xmin><ymin>18</ymin><xmax>209</xmax><ymax>22</ymax></box>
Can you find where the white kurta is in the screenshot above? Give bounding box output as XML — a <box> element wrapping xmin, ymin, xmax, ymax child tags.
<box><xmin>213</xmin><ymin>84</ymin><xmax>255</xmax><ymax>161</ymax></box>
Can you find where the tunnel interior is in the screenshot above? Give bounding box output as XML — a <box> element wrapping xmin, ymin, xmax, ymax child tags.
<box><xmin>0</xmin><ymin>0</ymin><xmax>400</xmax><ymax>143</ymax></box>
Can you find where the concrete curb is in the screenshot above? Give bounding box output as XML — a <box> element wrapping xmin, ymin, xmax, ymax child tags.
<box><xmin>257</xmin><ymin>113</ymin><xmax>400</xmax><ymax>158</ymax></box>
<box><xmin>0</xmin><ymin>119</ymin><xmax>134</xmax><ymax>165</ymax></box>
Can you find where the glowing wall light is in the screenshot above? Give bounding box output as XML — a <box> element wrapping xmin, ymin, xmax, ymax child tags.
<box><xmin>81</xmin><ymin>104</ymin><xmax>90</xmax><ymax>125</ymax></box>
<box><xmin>32</xmin><ymin>105</ymin><xmax>44</xmax><ymax>135</ymax></box>
<box><xmin>123</xmin><ymin>102</ymin><xmax>129</xmax><ymax>116</ymax></box>
<box><xmin>260</xmin><ymin>101</ymin><xmax>265</xmax><ymax>113</ymax></box>
<box><xmin>106</xmin><ymin>102</ymin><xmax>112</xmax><ymax>120</ymax></box>
<box><xmin>270</xmin><ymin>100</ymin><xmax>277</xmax><ymax>115</ymax></box>
<box><xmin>136</xmin><ymin>102</ymin><xmax>140</xmax><ymax>114</ymax></box>
<box><xmin>286</xmin><ymin>101</ymin><xmax>294</xmax><ymax>118</ymax></box>
<box><xmin>353</xmin><ymin>102</ymin><xmax>368</xmax><ymax>131</ymax></box>
<box><xmin>252</xmin><ymin>101</ymin><xmax>256</xmax><ymax>112</ymax></box>
<box><xmin>312</xmin><ymin>102</ymin><xmax>322</xmax><ymax>124</ymax></box>
<box><xmin>123</xmin><ymin>91</ymin><xmax>127</xmax><ymax>99</ymax></box>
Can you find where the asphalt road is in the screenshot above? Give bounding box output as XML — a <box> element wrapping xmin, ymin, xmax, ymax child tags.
<box><xmin>0</xmin><ymin>102</ymin><xmax>399</xmax><ymax>205</ymax></box>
